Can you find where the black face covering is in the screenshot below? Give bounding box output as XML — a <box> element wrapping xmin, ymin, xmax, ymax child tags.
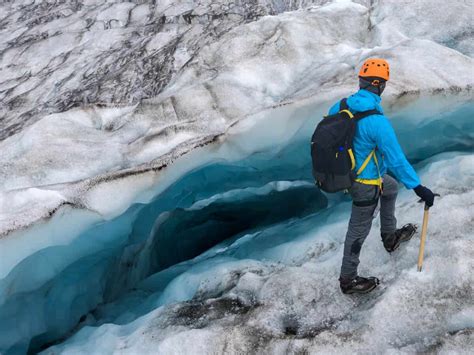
<box><xmin>359</xmin><ymin>77</ymin><xmax>386</xmax><ymax>96</ymax></box>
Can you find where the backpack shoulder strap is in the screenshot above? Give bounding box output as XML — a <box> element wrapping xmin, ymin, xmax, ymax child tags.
<box><xmin>339</xmin><ymin>98</ymin><xmax>348</xmax><ymax>111</ymax></box>
<box><xmin>338</xmin><ymin>98</ymin><xmax>355</xmax><ymax>119</ymax></box>
<box><xmin>353</xmin><ymin>109</ymin><xmax>381</xmax><ymax>120</ymax></box>
<box><xmin>338</xmin><ymin>98</ymin><xmax>381</xmax><ymax>120</ymax></box>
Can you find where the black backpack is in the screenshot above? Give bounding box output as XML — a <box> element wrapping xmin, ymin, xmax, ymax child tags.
<box><xmin>311</xmin><ymin>98</ymin><xmax>380</xmax><ymax>192</ymax></box>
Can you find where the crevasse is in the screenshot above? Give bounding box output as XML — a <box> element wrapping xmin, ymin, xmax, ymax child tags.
<box><xmin>0</xmin><ymin>96</ymin><xmax>472</xmax><ymax>354</ymax></box>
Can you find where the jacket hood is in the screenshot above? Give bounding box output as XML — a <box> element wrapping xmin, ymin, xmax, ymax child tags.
<box><xmin>346</xmin><ymin>89</ymin><xmax>383</xmax><ymax>113</ymax></box>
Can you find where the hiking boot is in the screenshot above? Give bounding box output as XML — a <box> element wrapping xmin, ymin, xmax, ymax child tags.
<box><xmin>339</xmin><ymin>276</ymin><xmax>380</xmax><ymax>294</ymax></box>
<box><xmin>382</xmin><ymin>223</ymin><xmax>417</xmax><ymax>253</ymax></box>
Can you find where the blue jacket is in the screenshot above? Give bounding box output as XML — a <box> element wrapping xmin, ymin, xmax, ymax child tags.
<box><xmin>328</xmin><ymin>89</ymin><xmax>420</xmax><ymax>189</ymax></box>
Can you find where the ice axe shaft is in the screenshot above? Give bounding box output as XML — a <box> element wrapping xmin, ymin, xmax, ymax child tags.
<box><xmin>416</xmin><ymin>194</ymin><xmax>439</xmax><ymax>272</ymax></box>
<box><xmin>417</xmin><ymin>206</ymin><xmax>430</xmax><ymax>271</ymax></box>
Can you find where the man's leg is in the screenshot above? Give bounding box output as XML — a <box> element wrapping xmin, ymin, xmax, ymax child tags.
<box><xmin>380</xmin><ymin>174</ymin><xmax>417</xmax><ymax>252</ymax></box>
<box><xmin>340</xmin><ymin>183</ymin><xmax>379</xmax><ymax>280</ymax></box>
<box><xmin>380</xmin><ymin>174</ymin><xmax>398</xmax><ymax>236</ymax></box>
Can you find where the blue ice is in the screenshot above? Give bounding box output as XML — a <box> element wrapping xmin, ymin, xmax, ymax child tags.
<box><xmin>0</xmin><ymin>100</ymin><xmax>472</xmax><ymax>354</ymax></box>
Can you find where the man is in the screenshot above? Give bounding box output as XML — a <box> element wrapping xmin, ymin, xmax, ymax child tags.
<box><xmin>327</xmin><ymin>58</ymin><xmax>436</xmax><ymax>294</ymax></box>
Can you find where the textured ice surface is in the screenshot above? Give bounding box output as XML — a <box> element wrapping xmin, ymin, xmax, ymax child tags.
<box><xmin>41</xmin><ymin>151</ymin><xmax>474</xmax><ymax>354</ymax></box>
<box><xmin>0</xmin><ymin>0</ymin><xmax>473</xmax><ymax>354</ymax></box>
<box><xmin>1</xmin><ymin>0</ymin><xmax>472</xmax><ymax>236</ymax></box>
<box><xmin>1</xmin><ymin>0</ymin><xmax>326</xmax><ymax>139</ymax></box>
<box><xmin>1</xmin><ymin>100</ymin><xmax>471</xmax><ymax>354</ymax></box>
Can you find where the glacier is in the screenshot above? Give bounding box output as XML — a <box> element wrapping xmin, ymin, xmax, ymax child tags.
<box><xmin>1</xmin><ymin>99</ymin><xmax>472</xmax><ymax>354</ymax></box>
<box><xmin>0</xmin><ymin>0</ymin><xmax>473</xmax><ymax>354</ymax></box>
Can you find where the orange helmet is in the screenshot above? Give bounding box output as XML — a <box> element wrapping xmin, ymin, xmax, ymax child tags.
<box><xmin>358</xmin><ymin>58</ymin><xmax>390</xmax><ymax>81</ymax></box>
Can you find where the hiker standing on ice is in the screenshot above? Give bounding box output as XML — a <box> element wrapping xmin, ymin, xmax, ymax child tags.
<box><xmin>311</xmin><ymin>58</ymin><xmax>436</xmax><ymax>294</ymax></box>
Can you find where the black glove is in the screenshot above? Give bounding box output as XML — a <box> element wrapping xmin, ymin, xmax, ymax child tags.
<box><xmin>414</xmin><ymin>185</ymin><xmax>435</xmax><ymax>207</ymax></box>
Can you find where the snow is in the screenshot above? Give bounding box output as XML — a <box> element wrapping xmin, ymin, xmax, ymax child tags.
<box><xmin>371</xmin><ymin>0</ymin><xmax>474</xmax><ymax>56</ymax></box>
<box><xmin>1</xmin><ymin>0</ymin><xmax>471</xmax><ymax>235</ymax></box>
<box><xmin>0</xmin><ymin>0</ymin><xmax>473</xmax><ymax>353</ymax></box>
<box><xmin>39</xmin><ymin>152</ymin><xmax>474</xmax><ymax>354</ymax></box>
<box><xmin>2</xmin><ymin>114</ymin><xmax>468</xmax><ymax>353</ymax></box>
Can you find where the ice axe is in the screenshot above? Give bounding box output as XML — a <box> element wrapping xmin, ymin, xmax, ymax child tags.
<box><xmin>417</xmin><ymin>194</ymin><xmax>440</xmax><ymax>272</ymax></box>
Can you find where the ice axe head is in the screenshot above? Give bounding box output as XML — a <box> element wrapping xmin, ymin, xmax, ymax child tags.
<box><xmin>418</xmin><ymin>193</ymin><xmax>440</xmax><ymax>210</ymax></box>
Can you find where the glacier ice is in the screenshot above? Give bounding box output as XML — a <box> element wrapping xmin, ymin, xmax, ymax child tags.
<box><xmin>1</xmin><ymin>0</ymin><xmax>322</xmax><ymax>139</ymax></box>
<box><xmin>1</xmin><ymin>0</ymin><xmax>472</xmax><ymax>235</ymax></box>
<box><xmin>0</xmin><ymin>100</ymin><xmax>472</xmax><ymax>354</ymax></box>
<box><xmin>39</xmin><ymin>151</ymin><xmax>474</xmax><ymax>354</ymax></box>
<box><xmin>0</xmin><ymin>0</ymin><xmax>473</xmax><ymax>354</ymax></box>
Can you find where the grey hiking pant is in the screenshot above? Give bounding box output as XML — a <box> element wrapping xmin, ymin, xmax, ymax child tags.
<box><xmin>340</xmin><ymin>174</ymin><xmax>398</xmax><ymax>280</ymax></box>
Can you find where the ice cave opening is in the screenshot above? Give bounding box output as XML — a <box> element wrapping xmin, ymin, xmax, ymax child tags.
<box><xmin>0</xmin><ymin>97</ymin><xmax>472</xmax><ymax>355</ymax></box>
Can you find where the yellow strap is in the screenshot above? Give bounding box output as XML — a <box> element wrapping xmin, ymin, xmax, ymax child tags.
<box><xmin>356</xmin><ymin>150</ymin><xmax>375</xmax><ymax>175</ymax></box>
<box><xmin>356</xmin><ymin>149</ymin><xmax>383</xmax><ymax>191</ymax></box>
<box><xmin>348</xmin><ymin>149</ymin><xmax>355</xmax><ymax>170</ymax></box>
<box><xmin>355</xmin><ymin>177</ymin><xmax>383</xmax><ymax>186</ymax></box>
<box><xmin>338</xmin><ymin>106</ymin><xmax>383</xmax><ymax>190</ymax></box>
<box><xmin>339</xmin><ymin>109</ymin><xmax>354</xmax><ymax>119</ymax></box>
<box><xmin>373</xmin><ymin>152</ymin><xmax>383</xmax><ymax>191</ymax></box>
<box><xmin>373</xmin><ymin>152</ymin><xmax>381</xmax><ymax>177</ymax></box>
